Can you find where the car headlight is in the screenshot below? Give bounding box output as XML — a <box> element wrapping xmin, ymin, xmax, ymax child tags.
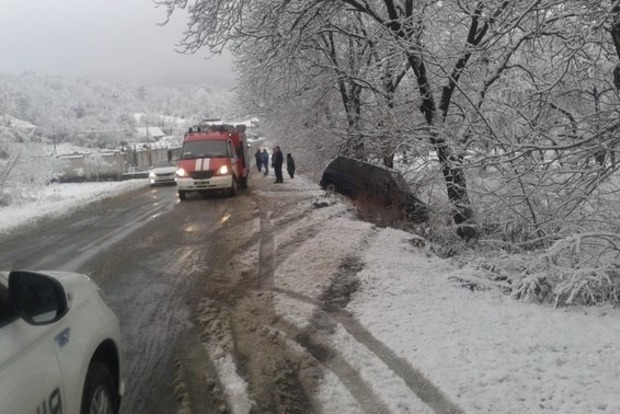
<box><xmin>149</xmin><ymin>171</ymin><xmax>156</xmax><ymax>178</ymax></box>
<box><xmin>217</xmin><ymin>165</ymin><xmax>229</xmax><ymax>175</ymax></box>
<box><xmin>176</xmin><ymin>167</ymin><xmax>188</xmax><ymax>177</ymax></box>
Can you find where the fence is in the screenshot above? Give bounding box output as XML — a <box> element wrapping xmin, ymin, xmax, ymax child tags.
<box><xmin>57</xmin><ymin>146</ymin><xmax>182</xmax><ymax>182</ymax></box>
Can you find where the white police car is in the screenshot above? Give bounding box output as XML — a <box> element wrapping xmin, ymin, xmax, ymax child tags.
<box><xmin>0</xmin><ymin>270</ymin><xmax>124</xmax><ymax>414</ymax></box>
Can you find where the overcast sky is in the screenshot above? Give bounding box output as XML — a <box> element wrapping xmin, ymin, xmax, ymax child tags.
<box><xmin>0</xmin><ymin>0</ymin><xmax>235</xmax><ymax>87</ymax></box>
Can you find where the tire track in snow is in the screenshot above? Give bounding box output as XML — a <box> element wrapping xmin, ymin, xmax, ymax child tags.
<box><xmin>255</xmin><ymin>185</ymin><xmax>464</xmax><ymax>413</ymax></box>
<box><xmin>275</xmin><ymin>288</ymin><xmax>464</xmax><ymax>414</ymax></box>
<box><xmin>257</xmin><ymin>204</ymin><xmax>392</xmax><ymax>413</ymax></box>
<box><xmin>275</xmin><ymin>318</ymin><xmax>392</xmax><ymax>414</ymax></box>
<box><xmin>330</xmin><ymin>309</ymin><xmax>464</xmax><ymax>414</ymax></box>
<box><xmin>258</xmin><ymin>209</ymin><xmax>275</xmax><ymax>290</ymax></box>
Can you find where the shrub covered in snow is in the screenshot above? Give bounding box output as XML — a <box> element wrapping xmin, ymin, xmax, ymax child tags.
<box><xmin>0</xmin><ymin>127</ymin><xmax>65</xmax><ymax>206</ymax></box>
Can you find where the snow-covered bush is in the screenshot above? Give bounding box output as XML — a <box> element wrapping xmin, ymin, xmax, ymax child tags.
<box><xmin>449</xmin><ymin>230</ymin><xmax>620</xmax><ymax>307</ymax></box>
<box><xmin>0</xmin><ymin>127</ymin><xmax>65</xmax><ymax>206</ymax></box>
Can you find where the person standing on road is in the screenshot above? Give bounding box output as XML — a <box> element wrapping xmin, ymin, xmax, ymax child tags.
<box><xmin>286</xmin><ymin>153</ymin><xmax>296</xmax><ymax>179</ymax></box>
<box><xmin>270</xmin><ymin>147</ymin><xmax>277</xmax><ymax>179</ymax></box>
<box><xmin>273</xmin><ymin>146</ymin><xmax>284</xmax><ymax>183</ymax></box>
<box><xmin>261</xmin><ymin>149</ymin><xmax>270</xmax><ymax>176</ymax></box>
<box><xmin>254</xmin><ymin>149</ymin><xmax>262</xmax><ymax>172</ymax></box>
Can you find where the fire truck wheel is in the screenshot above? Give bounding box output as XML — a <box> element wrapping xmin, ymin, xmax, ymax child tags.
<box><xmin>178</xmin><ymin>191</ymin><xmax>187</xmax><ymax>200</ymax></box>
<box><xmin>240</xmin><ymin>176</ymin><xmax>248</xmax><ymax>189</ymax></box>
<box><xmin>229</xmin><ymin>178</ymin><xmax>237</xmax><ymax>197</ymax></box>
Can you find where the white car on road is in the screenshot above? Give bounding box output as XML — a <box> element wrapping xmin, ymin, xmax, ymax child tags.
<box><xmin>148</xmin><ymin>159</ymin><xmax>178</xmax><ymax>186</ymax></box>
<box><xmin>0</xmin><ymin>270</ymin><xmax>124</xmax><ymax>414</ymax></box>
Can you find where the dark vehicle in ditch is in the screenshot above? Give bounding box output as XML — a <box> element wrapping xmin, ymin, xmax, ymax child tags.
<box><xmin>320</xmin><ymin>156</ymin><xmax>429</xmax><ymax>223</ymax></box>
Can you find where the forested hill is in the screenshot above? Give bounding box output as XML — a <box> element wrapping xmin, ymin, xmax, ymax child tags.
<box><xmin>0</xmin><ymin>71</ymin><xmax>235</xmax><ymax>148</ymax></box>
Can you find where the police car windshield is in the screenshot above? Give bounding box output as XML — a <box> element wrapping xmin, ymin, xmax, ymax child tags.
<box><xmin>181</xmin><ymin>140</ymin><xmax>229</xmax><ymax>159</ymax></box>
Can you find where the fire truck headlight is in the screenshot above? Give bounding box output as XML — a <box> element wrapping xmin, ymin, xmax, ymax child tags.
<box><xmin>217</xmin><ymin>165</ymin><xmax>229</xmax><ymax>175</ymax></box>
<box><xmin>176</xmin><ymin>167</ymin><xmax>188</xmax><ymax>177</ymax></box>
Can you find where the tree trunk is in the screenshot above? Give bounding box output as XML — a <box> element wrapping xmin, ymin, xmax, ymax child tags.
<box><xmin>612</xmin><ymin>6</ymin><xmax>620</xmax><ymax>89</ymax></box>
<box><xmin>436</xmin><ymin>141</ymin><xmax>476</xmax><ymax>239</ymax></box>
<box><xmin>407</xmin><ymin>55</ymin><xmax>477</xmax><ymax>238</ymax></box>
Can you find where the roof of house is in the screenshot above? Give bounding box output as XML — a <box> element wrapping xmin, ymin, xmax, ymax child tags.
<box><xmin>136</xmin><ymin>126</ymin><xmax>165</xmax><ymax>139</ymax></box>
<box><xmin>206</xmin><ymin>117</ymin><xmax>259</xmax><ymax>128</ymax></box>
<box><xmin>1</xmin><ymin>114</ymin><xmax>36</xmax><ymax>130</ymax></box>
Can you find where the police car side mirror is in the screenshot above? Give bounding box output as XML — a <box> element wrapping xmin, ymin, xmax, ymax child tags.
<box><xmin>8</xmin><ymin>271</ymin><xmax>68</xmax><ymax>326</ymax></box>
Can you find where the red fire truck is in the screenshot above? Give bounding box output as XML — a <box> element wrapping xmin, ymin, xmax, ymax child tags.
<box><xmin>176</xmin><ymin>123</ymin><xmax>250</xmax><ymax>200</ymax></box>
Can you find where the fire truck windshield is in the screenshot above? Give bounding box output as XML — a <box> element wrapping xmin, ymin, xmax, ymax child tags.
<box><xmin>181</xmin><ymin>140</ymin><xmax>229</xmax><ymax>159</ymax></box>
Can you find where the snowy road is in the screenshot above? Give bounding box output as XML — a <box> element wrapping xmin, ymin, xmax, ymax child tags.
<box><xmin>0</xmin><ymin>178</ymin><xmax>463</xmax><ymax>413</ymax></box>
<box><xmin>1</xmin><ymin>186</ymin><xmax>189</xmax><ymax>412</ymax></box>
<box><xmin>3</xmin><ymin>173</ymin><xmax>614</xmax><ymax>413</ymax></box>
<box><xmin>0</xmin><ymin>185</ymin><xmax>237</xmax><ymax>413</ymax></box>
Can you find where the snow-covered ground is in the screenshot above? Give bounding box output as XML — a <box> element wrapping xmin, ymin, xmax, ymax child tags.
<box><xmin>0</xmin><ymin>180</ymin><xmax>147</xmax><ymax>237</ymax></box>
<box><xmin>1</xmin><ymin>177</ymin><xmax>618</xmax><ymax>413</ymax></box>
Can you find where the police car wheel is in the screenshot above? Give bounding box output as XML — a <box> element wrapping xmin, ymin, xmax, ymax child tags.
<box><xmin>81</xmin><ymin>361</ymin><xmax>118</xmax><ymax>414</ymax></box>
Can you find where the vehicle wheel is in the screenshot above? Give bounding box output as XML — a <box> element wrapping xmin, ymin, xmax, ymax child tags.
<box><xmin>325</xmin><ymin>183</ymin><xmax>337</xmax><ymax>194</ymax></box>
<box><xmin>229</xmin><ymin>177</ymin><xmax>237</xmax><ymax>197</ymax></box>
<box><xmin>178</xmin><ymin>191</ymin><xmax>186</xmax><ymax>200</ymax></box>
<box><xmin>80</xmin><ymin>361</ymin><xmax>118</xmax><ymax>414</ymax></box>
<box><xmin>240</xmin><ymin>175</ymin><xmax>248</xmax><ymax>189</ymax></box>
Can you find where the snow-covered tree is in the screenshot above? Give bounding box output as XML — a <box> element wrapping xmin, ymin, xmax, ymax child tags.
<box><xmin>155</xmin><ymin>0</ymin><xmax>620</xmax><ymax>304</ymax></box>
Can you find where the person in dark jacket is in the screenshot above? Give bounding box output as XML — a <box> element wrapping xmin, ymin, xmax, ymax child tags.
<box><xmin>273</xmin><ymin>146</ymin><xmax>284</xmax><ymax>183</ymax></box>
<box><xmin>254</xmin><ymin>149</ymin><xmax>262</xmax><ymax>172</ymax></box>
<box><xmin>286</xmin><ymin>153</ymin><xmax>296</xmax><ymax>178</ymax></box>
<box><xmin>261</xmin><ymin>149</ymin><xmax>270</xmax><ymax>176</ymax></box>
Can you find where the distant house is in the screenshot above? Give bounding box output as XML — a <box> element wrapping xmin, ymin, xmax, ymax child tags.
<box><xmin>231</xmin><ymin>117</ymin><xmax>260</xmax><ymax>129</ymax></box>
<box><xmin>135</xmin><ymin>126</ymin><xmax>165</xmax><ymax>141</ymax></box>
<box><xmin>1</xmin><ymin>114</ymin><xmax>36</xmax><ymax>131</ymax></box>
<box><xmin>202</xmin><ymin>117</ymin><xmax>259</xmax><ymax>129</ymax></box>
<box><xmin>205</xmin><ymin>117</ymin><xmax>261</xmax><ymax>138</ymax></box>
<box><xmin>232</xmin><ymin>117</ymin><xmax>260</xmax><ymax>138</ymax></box>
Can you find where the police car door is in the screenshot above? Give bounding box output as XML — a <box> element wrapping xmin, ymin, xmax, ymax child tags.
<box><xmin>0</xmin><ymin>280</ymin><xmax>65</xmax><ymax>414</ymax></box>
